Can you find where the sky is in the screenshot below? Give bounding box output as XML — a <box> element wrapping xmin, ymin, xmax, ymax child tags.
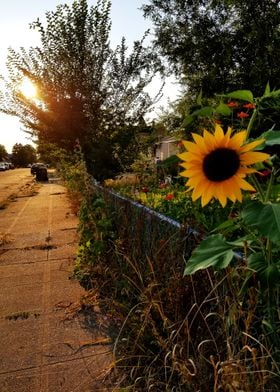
<box><xmin>0</xmin><ymin>0</ymin><xmax>179</xmax><ymax>153</ymax></box>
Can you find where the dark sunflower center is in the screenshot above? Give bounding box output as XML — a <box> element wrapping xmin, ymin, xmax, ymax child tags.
<box><xmin>203</xmin><ymin>148</ymin><xmax>240</xmax><ymax>182</ymax></box>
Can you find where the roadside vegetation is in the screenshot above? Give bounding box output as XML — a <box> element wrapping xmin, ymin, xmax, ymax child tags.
<box><xmin>1</xmin><ymin>0</ymin><xmax>280</xmax><ymax>390</ymax></box>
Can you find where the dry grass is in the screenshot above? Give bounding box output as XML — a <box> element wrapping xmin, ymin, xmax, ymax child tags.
<box><xmin>73</xmin><ymin>180</ymin><xmax>280</xmax><ymax>390</ymax></box>
<box><xmin>104</xmin><ymin>174</ymin><xmax>139</xmax><ymax>188</ymax></box>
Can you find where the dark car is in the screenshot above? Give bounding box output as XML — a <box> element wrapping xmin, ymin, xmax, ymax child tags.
<box><xmin>30</xmin><ymin>163</ymin><xmax>48</xmax><ymax>181</ymax></box>
<box><xmin>31</xmin><ymin>163</ymin><xmax>44</xmax><ymax>175</ymax></box>
<box><xmin>0</xmin><ymin>163</ymin><xmax>6</xmax><ymax>171</ymax></box>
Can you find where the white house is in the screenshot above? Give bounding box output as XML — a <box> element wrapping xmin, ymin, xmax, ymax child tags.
<box><xmin>154</xmin><ymin>136</ymin><xmax>181</xmax><ymax>162</ymax></box>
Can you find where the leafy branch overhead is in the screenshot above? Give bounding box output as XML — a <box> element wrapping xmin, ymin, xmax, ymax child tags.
<box><xmin>143</xmin><ymin>0</ymin><xmax>280</xmax><ymax>97</ymax></box>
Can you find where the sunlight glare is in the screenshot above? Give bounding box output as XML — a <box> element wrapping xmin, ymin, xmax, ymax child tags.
<box><xmin>19</xmin><ymin>77</ymin><xmax>37</xmax><ymax>99</ymax></box>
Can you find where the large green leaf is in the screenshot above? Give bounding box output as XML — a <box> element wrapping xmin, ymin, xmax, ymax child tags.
<box><xmin>248</xmin><ymin>252</ymin><xmax>280</xmax><ymax>286</ymax></box>
<box><xmin>259</xmin><ymin>130</ymin><xmax>280</xmax><ymax>146</ymax></box>
<box><xmin>242</xmin><ymin>202</ymin><xmax>280</xmax><ymax>245</ymax></box>
<box><xmin>241</xmin><ymin>201</ymin><xmax>263</xmax><ymax>228</ymax></box>
<box><xmin>248</xmin><ymin>252</ymin><xmax>265</xmax><ymax>273</ymax></box>
<box><xmin>227</xmin><ymin>90</ymin><xmax>254</xmax><ymax>103</ymax></box>
<box><xmin>184</xmin><ymin>234</ymin><xmax>244</xmax><ymax>275</ymax></box>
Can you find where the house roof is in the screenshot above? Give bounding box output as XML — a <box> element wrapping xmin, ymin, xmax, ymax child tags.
<box><xmin>155</xmin><ymin>136</ymin><xmax>180</xmax><ymax>145</ymax></box>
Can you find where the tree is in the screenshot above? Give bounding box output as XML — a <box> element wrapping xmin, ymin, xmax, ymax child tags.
<box><xmin>11</xmin><ymin>143</ymin><xmax>37</xmax><ymax>167</ymax></box>
<box><xmin>142</xmin><ymin>0</ymin><xmax>280</xmax><ymax>97</ymax></box>
<box><xmin>0</xmin><ymin>0</ymin><xmax>160</xmax><ymax>180</ymax></box>
<box><xmin>0</xmin><ymin>144</ymin><xmax>8</xmax><ymax>160</ymax></box>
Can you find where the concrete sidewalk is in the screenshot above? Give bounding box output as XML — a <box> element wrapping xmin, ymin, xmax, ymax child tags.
<box><xmin>0</xmin><ymin>183</ymin><xmax>112</xmax><ymax>391</ymax></box>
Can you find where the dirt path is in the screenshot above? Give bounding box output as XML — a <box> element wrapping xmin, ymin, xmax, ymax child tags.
<box><xmin>0</xmin><ymin>182</ymin><xmax>112</xmax><ymax>391</ymax></box>
<box><xmin>0</xmin><ymin>169</ymin><xmax>32</xmax><ymax>204</ymax></box>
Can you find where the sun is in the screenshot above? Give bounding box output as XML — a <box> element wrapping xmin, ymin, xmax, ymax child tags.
<box><xmin>19</xmin><ymin>77</ymin><xmax>37</xmax><ymax>99</ymax></box>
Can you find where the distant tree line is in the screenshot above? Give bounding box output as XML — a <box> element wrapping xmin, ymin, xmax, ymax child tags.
<box><xmin>0</xmin><ymin>144</ymin><xmax>8</xmax><ymax>161</ymax></box>
<box><xmin>0</xmin><ymin>143</ymin><xmax>36</xmax><ymax>167</ymax></box>
<box><xmin>11</xmin><ymin>143</ymin><xmax>37</xmax><ymax>167</ymax></box>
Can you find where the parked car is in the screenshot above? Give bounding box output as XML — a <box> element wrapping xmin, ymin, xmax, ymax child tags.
<box><xmin>31</xmin><ymin>163</ymin><xmax>45</xmax><ymax>175</ymax></box>
<box><xmin>30</xmin><ymin>163</ymin><xmax>48</xmax><ymax>181</ymax></box>
<box><xmin>2</xmin><ymin>162</ymin><xmax>10</xmax><ymax>170</ymax></box>
<box><xmin>0</xmin><ymin>163</ymin><xmax>6</xmax><ymax>171</ymax></box>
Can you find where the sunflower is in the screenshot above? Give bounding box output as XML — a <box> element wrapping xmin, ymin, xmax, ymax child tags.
<box><xmin>178</xmin><ymin>124</ymin><xmax>270</xmax><ymax>207</ymax></box>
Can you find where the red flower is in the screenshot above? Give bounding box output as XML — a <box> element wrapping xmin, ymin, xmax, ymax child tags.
<box><xmin>227</xmin><ymin>101</ymin><xmax>238</xmax><ymax>108</ymax></box>
<box><xmin>142</xmin><ymin>187</ymin><xmax>149</xmax><ymax>193</ymax></box>
<box><xmin>237</xmin><ymin>111</ymin><xmax>249</xmax><ymax>119</ymax></box>
<box><xmin>258</xmin><ymin>169</ymin><xmax>271</xmax><ymax>177</ymax></box>
<box><xmin>243</xmin><ymin>103</ymin><xmax>255</xmax><ymax>109</ymax></box>
<box><xmin>165</xmin><ymin>193</ymin><xmax>174</xmax><ymax>201</ymax></box>
<box><xmin>159</xmin><ymin>182</ymin><xmax>167</xmax><ymax>189</ymax></box>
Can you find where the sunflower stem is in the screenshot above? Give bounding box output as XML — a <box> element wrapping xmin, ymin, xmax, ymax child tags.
<box><xmin>251</xmin><ymin>174</ymin><xmax>265</xmax><ymax>202</ymax></box>
<box><xmin>246</xmin><ymin>105</ymin><xmax>258</xmax><ymax>140</ymax></box>
<box><xmin>264</xmin><ymin>170</ymin><xmax>274</xmax><ymax>203</ymax></box>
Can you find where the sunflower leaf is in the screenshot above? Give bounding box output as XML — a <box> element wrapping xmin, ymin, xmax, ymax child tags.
<box><xmin>248</xmin><ymin>252</ymin><xmax>280</xmax><ymax>286</ymax></box>
<box><xmin>242</xmin><ymin>202</ymin><xmax>280</xmax><ymax>245</ymax></box>
<box><xmin>191</xmin><ymin>106</ymin><xmax>214</xmax><ymax>117</ymax></box>
<box><xmin>226</xmin><ymin>90</ymin><xmax>254</xmax><ymax>103</ymax></box>
<box><xmin>184</xmin><ymin>234</ymin><xmax>244</xmax><ymax>275</ymax></box>
<box><xmin>210</xmin><ymin>219</ymin><xmax>237</xmax><ymax>234</ymax></box>
<box><xmin>182</xmin><ymin>114</ymin><xmax>194</xmax><ymax>126</ymax></box>
<box><xmin>215</xmin><ymin>103</ymin><xmax>232</xmax><ymax>116</ymax></box>
<box><xmin>241</xmin><ymin>201</ymin><xmax>263</xmax><ymax>228</ymax></box>
<box><xmin>259</xmin><ymin>130</ymin><xmax>280</xmax><ymax>146</ymax></box>
<box><xmin>263</xmin><ymin>82</ymin><xmax>271</xmax><ymax>97</ymax></box>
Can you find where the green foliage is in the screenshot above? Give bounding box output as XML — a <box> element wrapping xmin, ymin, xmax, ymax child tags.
<box><xmin>226</xmin><ymin>89</ymin><xmax>254</xmax><ymax>103</ymax></box>
<box><xmin>143</xmin><ymin>0</ymin><xmax>280</xmax><ymax>97</ymax></box>
<box><xmin>184</xmin><ymin>234</ymin><xmax>245</xmax><ymax>275</ymax></box>
<box><xmin>11</xmin><ymin>143</ymin><xmax>37</xmax><ymax>166</ymax></box>
<box><xmin>248</xmin><ymin>252</ymin><xmax>280</xmax><ymax>286</ymax></box>
<box><xmin>73</xmin><ymin>175</ymin><xmax>280</xmax><ymax>390</ymax></box>
<box><xmin>0</xmin><ymin>144</ymin><xmax>8</xmax><ymax>160</ymax></box>
<box><xmin>262</xmin><ymin>130</ymin><xmax>280</xmax><ymax>147</ymax></box>
<box><xmin>242</xmin><ymin>201</ymin><xmax>280</xmax><ymax>245</ymax></box>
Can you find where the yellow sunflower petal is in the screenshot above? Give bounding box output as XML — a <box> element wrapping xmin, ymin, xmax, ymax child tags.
<box><xmin>182</xmin><ymin>140</ymin><xmax>204</xmax><ymax>155</ymax></box>
<box><xmin>186</xmin><ymin>176</ymin><xmax>206</xmax><ymax>188</ymax></box>
<box><xmin>203</xmin><ymin>129</ymin><xmax>217</xmax><ymax>150</ymax></box>
<box><xmin>178</xmin><ymin>152</ymin><xmax>202</xmax><ymax>164</ymax></box>
<box><xmin>179</xmin><ymin>161</ymin><xmax>201</xmax><ymax>169</ymax></box>
<box><xmin>191</xmin><ymin>133</ymin><xmax>208</xmax><ymax>154</ymax></box>
<box><xmin>191</xmin><ymin>179</ymin><xmax>209</xmax><ymax>201</ymax></box>
<box><xmin>240</xmin><ymin>138</ymin><xmax>265</xmax><ymax>153</ymax></box>
<box><xmin>217</xmin><ymin>192</ymin><xmax>227</xmax><ymax>207</ymax></box>
<box><xmin>223</xmin><ymin>127</ymin><xmax>232</xmax><ymax>146</ymax></box>
<box><xmin>229</xmin><ymin>176</ymin><xmax>243</xmax><ymax>202</ymax></box>
<box><xmin>237</xmin><ymin>177</ymin><xmax>255</xmax><ymax>192</ymax></box>
<box><xmin>217</xmin><ymin>180</ymin><xmax>238</xmax><ymax>205</ymax></box>
<box><xmin>201</xmin><ymin>182</ymin><xmax>216</xmax><ymax>207</ymax></box>
<box><xmin>181</xmin><ymin>168</ymin><xmax>203</xmax><ymax>177</ymax></box>
<box><xmin>227</xmin><ymin>130</ymin><xmax>247</xmax><ymax>150</ymax></box>
<box><xmin>214</xmin><ymin>124</ymin><xmax>225</xmax><ymax>144</ymax></box>
<box><xmin>238</xmin><ymin>167</ymin><xmax>257</xmax><ymax>175</ymax></box>
<box><xmin>241</xmin><ymin>151</ymin><xmax>270</xmax><ymax>165</ymax></box>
